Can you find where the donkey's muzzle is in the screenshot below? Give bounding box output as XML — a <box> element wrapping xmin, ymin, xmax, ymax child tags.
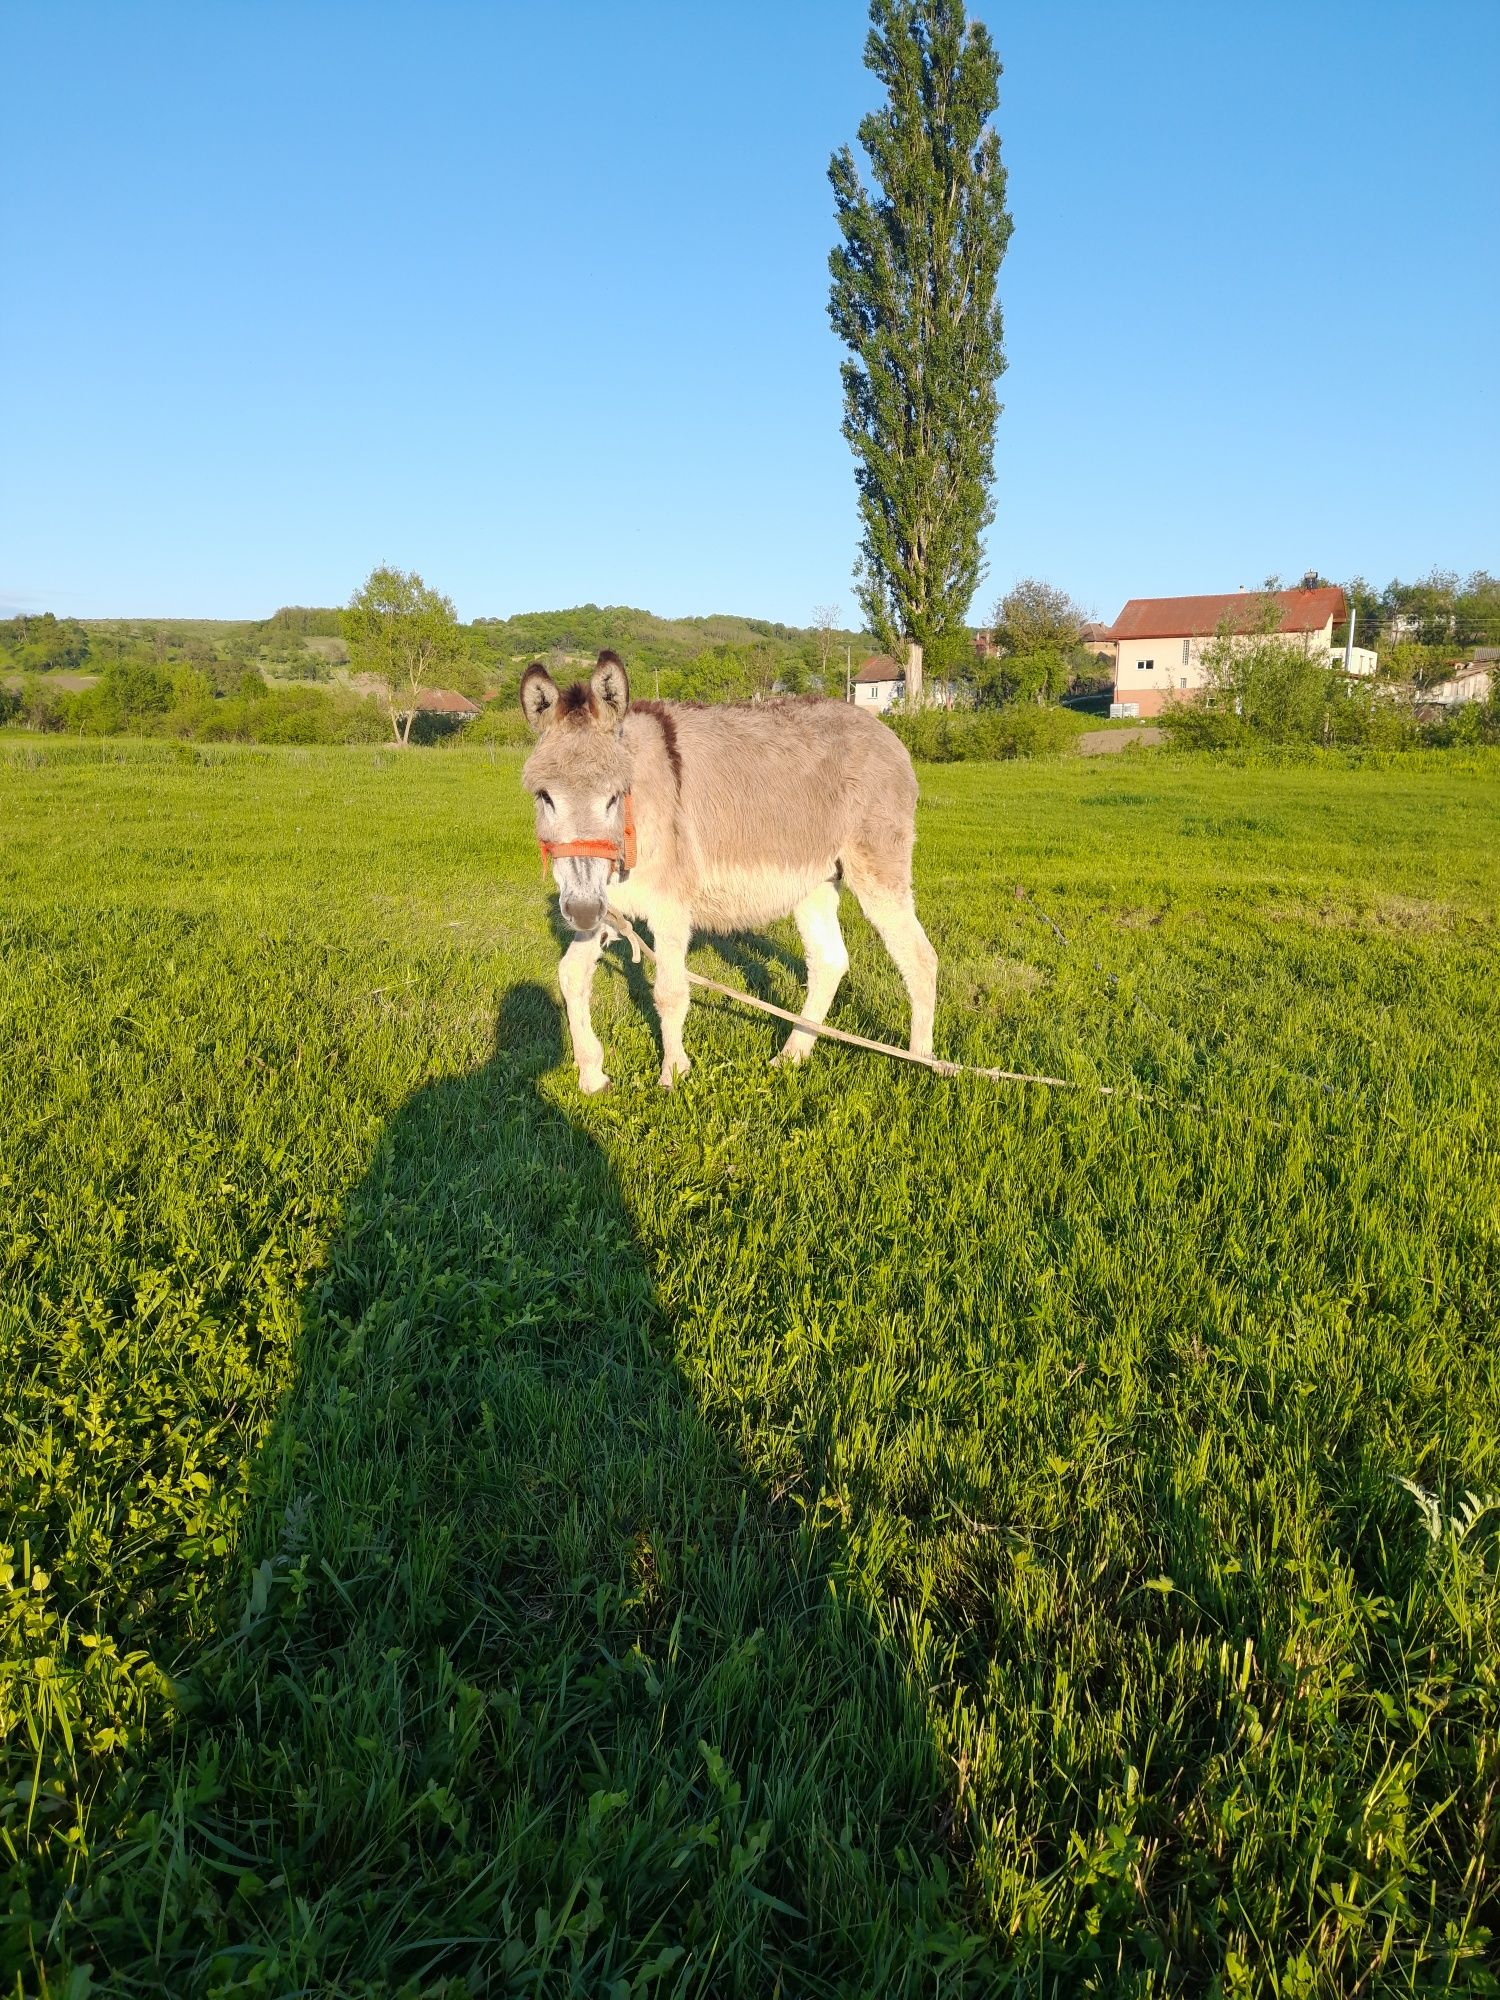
<box><xmin>562</xmin><ymin>892</ymin><xmax>606</xmax><ymax>936</ymax></box>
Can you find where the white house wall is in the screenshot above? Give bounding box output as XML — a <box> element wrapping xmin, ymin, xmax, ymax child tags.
<box><xmin>1113</xmin><ymin>619</ymin><xmax>1334</xmax><ymax>716</ymax></box>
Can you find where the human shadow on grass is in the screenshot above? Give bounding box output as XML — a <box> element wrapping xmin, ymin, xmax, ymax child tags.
<box><xmin>109</xmin><ymin>983</ymin><xmax>990</xmax><ymax>1996</ymax></box>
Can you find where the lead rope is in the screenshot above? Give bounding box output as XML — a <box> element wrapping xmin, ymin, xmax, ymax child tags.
<box><xmin>598</xmin><ymin>911</ymin><xmax>1132</xmax><ymax>1099</ymax></box>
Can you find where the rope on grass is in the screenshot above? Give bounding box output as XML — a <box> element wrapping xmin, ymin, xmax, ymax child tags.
<box><xmin>600</xmin><ymin>913</ymin><xmax>1130</xmax><ymax>1099</ymax></box>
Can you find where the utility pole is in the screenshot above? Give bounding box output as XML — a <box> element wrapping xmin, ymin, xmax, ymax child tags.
<box><xmin>845</xmin><ymin>644</ymin><xmax>851</xmax><ymax>703</ymax></box>
<box><xmin>1343</xmin><ymin>603</ymin><xmax>1357</xmax><ymax>676</ymax></box>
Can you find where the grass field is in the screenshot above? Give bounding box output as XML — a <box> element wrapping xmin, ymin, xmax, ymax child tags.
<box><xmin>2</xmin><ymin>737</ymin><xmax>1498</xmax><ymax>1997</ymax></box>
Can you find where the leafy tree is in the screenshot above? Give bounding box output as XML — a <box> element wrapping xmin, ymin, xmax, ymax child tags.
<box><xmin>1337</xmin><ymin>576</ymin><xmax>1382</xmax><ymax>651</ymax></box>
<box><xmin>1456</xmin><ymin>570</ymin><xmax>1500</xmax><ymax>646</ymax></box>
<box><xmin>1384</xmin><ymin>569</ymin><xmax>1459</xmax><ymax>647</ymax></box>
<box><xmin>972</xmin><ymin>578</ymin><xmax>1083</xmax><ymax>705</ymax></box>
<box><xmin>1</xmin><ymin>612</ymin><xmax>90</xmax><ymax>673</ymax></box>
<box><xmin>828</xmin><ymin>0</ymin><xmax>1012</xmax><ymax>681</ymax></box>
<box><xmin>342</xmin><ymin>565</ymin><xmax>470</xmax><ymax>745</ymax></box>
<box><xmin>989</xmin><ymin>578</ymin><xmax>1082</xmax><ymax>657</ymax></box>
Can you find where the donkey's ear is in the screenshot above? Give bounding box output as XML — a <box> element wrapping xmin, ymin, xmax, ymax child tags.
<box><xmin>519</xmin><ymin>662</ymin><xmax>560</xmax><ymax>734</ymax></box>
<box><xmin>590</xmin><ymin>650</ymin><xmax>630</xmax><ymax>726</ymax></box>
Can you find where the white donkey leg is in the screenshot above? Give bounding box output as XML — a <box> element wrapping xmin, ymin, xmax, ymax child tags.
<box><xmin>558</xmin><ymin>932</ymin><xmax>609</xmax><ymax>1094</ymax></box>
<box><xmin>774</xmin><ymin>879</ymin><xmax>849</xmax><ymax>1066</ymax></box>
<box><xmin>846</xmin><ymin>877</ymin><xmax>938</xmax><ymax>1060</ymax></box>
<box><xmin>651</xmin><ymin>915</ymin><xmax>693</xmax><ymax>1087</ymax></box>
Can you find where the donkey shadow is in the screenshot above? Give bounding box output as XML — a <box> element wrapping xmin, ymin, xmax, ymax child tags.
<box><xmin>156</xmin><ymin>983</ymin><xmax>984</xmax><ymax>1994</ymax></box>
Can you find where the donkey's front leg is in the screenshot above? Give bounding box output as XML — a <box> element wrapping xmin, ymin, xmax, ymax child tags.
<box><xmin>558</xmin><ymin>932</ymin><xmax>609</xmax><ymax>1094</ymax></box>
<box><xmin>651</xmin><ymin>916</ymin><xmax>693</xmax><ymax>1087</ymax></box>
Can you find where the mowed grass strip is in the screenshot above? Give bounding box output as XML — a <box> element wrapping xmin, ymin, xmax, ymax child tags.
<box><xmin>1</xmin><ymin>739</ymin><xmax>1497</xmax><ymax>1996</ymax></box>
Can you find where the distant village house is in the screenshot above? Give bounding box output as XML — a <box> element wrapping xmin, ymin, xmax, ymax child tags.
<box><xmin>407</xmin><ymin>688</ymin><xmax>480</xmax><ymax>720</ymax></box>
<box><xmin>1106</xmin><ymin>587</ymin><xmax>1376</xmax><ymax>718</ymax></box>
<box><xmin>1079</xmin><ymin>620</ymin><xmax>1116</xmax><ymax>664</ymax></box>
<box><xmin>851</xmin><ymin>654</ymin><xmax>956</xmax><ymax>712</ymax></box>
<box><xmin>1423</xmin><ymin>651</ymin><xmax>1497</xmax><ymax>709</ymax></box>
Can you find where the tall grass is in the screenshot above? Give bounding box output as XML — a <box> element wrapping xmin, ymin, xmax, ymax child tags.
<box><xmin>2</xmin><ymin>742</ymin><xmax>1497</xmax><ymax>1995</ymax></box>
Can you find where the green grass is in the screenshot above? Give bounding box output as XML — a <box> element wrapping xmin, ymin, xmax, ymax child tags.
<box><xmin>2</xmin><ymin>739</ymin><xmax>1498</xmax><ymax>1997</ymax></box>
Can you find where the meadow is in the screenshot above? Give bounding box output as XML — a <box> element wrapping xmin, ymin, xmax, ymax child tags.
<box><xmin>2</xmin><ymin>737</ymin><xmax>1497</xmax><ymax>1997</ymax></box>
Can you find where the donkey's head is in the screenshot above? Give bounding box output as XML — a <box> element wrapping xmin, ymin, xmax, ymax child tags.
<box><xmin>520</xmin><ymin>650</ymin><xmax>634</xmax><ymax>936</ymax></box>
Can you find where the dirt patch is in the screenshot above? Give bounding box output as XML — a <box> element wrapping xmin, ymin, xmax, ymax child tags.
<box><xmin>1267</xmin><ymin>894</ymin><xmax>1470</xmax><ymax>934</ymax></box>
<box><xmin>945</xmin><ymin>956</ymin><xmax>1048</xmax><ymax>1013</ymax></box>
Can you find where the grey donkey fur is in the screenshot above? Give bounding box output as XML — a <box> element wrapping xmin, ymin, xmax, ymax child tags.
<box><xmin>521</xmin><ymin>651</ymin><xmax>938</xmax><ymax>1092</ymax></box>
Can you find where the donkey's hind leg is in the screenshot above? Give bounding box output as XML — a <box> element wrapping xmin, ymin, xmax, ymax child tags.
<box><xmin>841</xmin><ymin>850</ymin><xmax>938</xmax><ymax>1060</ymax></box>
<box><xmin>773</xmin><ymin>878</ymin><xmax>849</xmax><ymax>1066</ymax></box>
<box><xmin>650</xmin><ymin>911</ymin><xmax>694</xmax><ymax>1087</ymax></box>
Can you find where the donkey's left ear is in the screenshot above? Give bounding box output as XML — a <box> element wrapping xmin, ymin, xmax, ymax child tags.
<box><xmin>519</xmin><ymin>662</ymin><xmax>560</xmax><ymax>734</ymax></box>
<box><xmin>590</xmin><ymin>650</ymin><xmax>630</xmax><ymax>726</ymax></box>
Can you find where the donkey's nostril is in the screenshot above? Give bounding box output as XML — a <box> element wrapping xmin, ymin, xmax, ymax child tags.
<box><xmin>565</xmin><ymin>897</ymin><xmax>604</xmax><ymax>935</ymax></box>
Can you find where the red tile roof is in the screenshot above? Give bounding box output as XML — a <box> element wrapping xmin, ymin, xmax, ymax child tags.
<box><xmin>1106</xmin><ymin>587</ymin><xmax>1345</xmax><ymax>642</ymax></box>
<box><xmin>852</xmin><ymin>654</ymin><xmax>903</xmax><ymax>685</ymax></box>
<box><xmin>410</xmin><ymin>688</ymin><xmax>480</xmax><ymax>715</ymax></box>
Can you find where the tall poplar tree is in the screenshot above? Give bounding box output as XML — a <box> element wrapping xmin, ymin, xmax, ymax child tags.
<box><xmin>829</xmin><ymin>0</ymin><xmax>1012</xmax><ymax>686</ymax></box>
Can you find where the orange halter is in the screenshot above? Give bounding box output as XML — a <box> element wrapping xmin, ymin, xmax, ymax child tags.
<box><xmin>538</xmin><ymin>791</ymin><xmax>636</xmax><ymax>880</ymax></box>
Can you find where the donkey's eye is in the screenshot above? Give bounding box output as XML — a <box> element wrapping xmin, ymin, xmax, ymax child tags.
<box><xmin>536</xmin><ymin>790</ymin><xmax>553</xmax><ymax>810</ymax></box>
<box><xmin>607</xmin><ymin>794</ymin><xmax>620</xmax><ymax>812</ymax></box>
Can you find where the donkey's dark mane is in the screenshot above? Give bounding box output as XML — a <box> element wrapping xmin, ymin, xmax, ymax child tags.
<box><xmin>630</xmin><ymin>699</ymin><xmax>683</xmax><ymax>792</ymax></box>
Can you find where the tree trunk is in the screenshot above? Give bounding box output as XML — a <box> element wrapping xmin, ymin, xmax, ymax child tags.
<box><xmin>906</xmin><ymin>639</ymin><xmax>924</xmax><ymax>710</ymax></box>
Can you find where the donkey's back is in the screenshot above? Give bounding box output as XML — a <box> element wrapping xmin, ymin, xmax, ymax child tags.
<box><xmin>635</xmin><ymin>696</ymin><xmax>919</xmax><ymax>929</ymax></box>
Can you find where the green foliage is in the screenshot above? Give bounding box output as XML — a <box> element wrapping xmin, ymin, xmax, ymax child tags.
<box><xmin>252</xmin><ymin>605</ymin><xmax>344</xmax><ymax>640</ymax></box>
<box><xmin>2</xmin><ymin>744</ymin><xmax>1498</xmax><ymax>1992</ymax></box>
<box><xmin>885</xmin><ymin>702</ymin><xmax>1083</xmax><ymax>761</ymax></box>
<box><xmin>471</xmin><ymin>604</ymin><xmax>854</xmax><ymax>701</ymax></box>
<box><xmin>1161</xmin><ymin>618</ymin><xmax>1421</xmax><ymax>751</ymax></box>
<box><xmin>829</xmin><ymin>0</ymin><xmax>1013</xmax><ymax>664</ymax></box>
<box><xmin>0</xmin><ymin>612</ymin><xmax>90</xmax><ymax>672</ymax></box>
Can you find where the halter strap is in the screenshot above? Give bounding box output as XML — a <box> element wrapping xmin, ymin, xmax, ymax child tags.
<box><xmin>538</xmin><ymin>792</ymin><xmax>636</xmax><ymax>879</ymax></box>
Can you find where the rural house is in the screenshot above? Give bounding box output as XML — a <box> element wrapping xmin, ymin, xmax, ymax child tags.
<box><xmin>852</xmin><ymin>654</ymin><xmax>906</xmax><ymax>711</ymax></box>
<box><xmin>405</xmin><ymin>688</ymin><xmax>480</xmax><ymax>722</ymax></box>
<box><xmin>851</xmin><ymin>653</ymin><xmax>956</xmax><ymax>712</ymax></box>
<box><xmin>1424</xmin><ymin>653</ymin><xmax>1497</xmax><ymax>708</ymax></box>
<box><xmin>1106</xmin><ymin>587</ymin><xmax>1374</xmax><ymax>717</ymax></box>
<box><xmin>1079</xmin><ymin>620</ymin><xmax>1116</xmax><ymax>664</ymax></box>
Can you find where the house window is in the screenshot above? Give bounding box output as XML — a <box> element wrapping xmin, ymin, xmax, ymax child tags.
<box><xmin>1142</xmin><ymin>657</ymin><xmax>1154</xmax><ymax>671</ymax></box>
<box><xmin>1182</xmin><ymin>638</ymin><xmax>1190</xmax><ymax>665</ymax></box>
<box><xmin>1179</xmin><ymin>676</ymin><xmax>1187</xmax><ymax>689</ymax></box>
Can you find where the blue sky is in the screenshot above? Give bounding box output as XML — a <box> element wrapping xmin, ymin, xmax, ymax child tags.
<box><xmin>4</xmin><ymin>1</ymin><xmax>1496</xmax><ymax>626</ymax></box>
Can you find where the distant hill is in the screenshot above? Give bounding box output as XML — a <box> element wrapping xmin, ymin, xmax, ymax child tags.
<box><xmin>12</xmin><ymin>604</ymin><xmax>874</xmax><ymax>705</ymax></box>
<box><xmin>470</xmin><ymin>603</ymin><xmax>867</xmax><ymax>673</ymax></box>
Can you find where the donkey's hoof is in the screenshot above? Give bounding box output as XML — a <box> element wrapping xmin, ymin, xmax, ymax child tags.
<box><xmin>578</xmin><ymin>1067</ymin><xmax>611</xmax><ymax>1096</ymax></box>
<box><xmin>658</xmin><ymin>1056</ymin><xmax>692</xmax><ymax>1088</ymax></box>
<box><xmin>771</xmin><ymin>1037</ymin><xmax>813</xmax><ymax>1068</ymax></box>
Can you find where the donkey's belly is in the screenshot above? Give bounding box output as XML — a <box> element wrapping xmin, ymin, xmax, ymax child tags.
<box><xmin>689</xmin><ymin>863</ymin><xmax>832</xmax><ymax>934</ymax></box>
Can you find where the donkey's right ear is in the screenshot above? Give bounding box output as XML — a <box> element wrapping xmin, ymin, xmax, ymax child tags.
<box><xmin>519</xmin><ymin>662</ymin><xmax>560</xmax><ymax>734</ymax></box>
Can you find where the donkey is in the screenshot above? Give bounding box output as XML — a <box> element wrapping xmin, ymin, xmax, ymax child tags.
<box><xmin>520</xmin><ymin>651</ymin><xmax>938</xmax><ymax>1093</ymax></box>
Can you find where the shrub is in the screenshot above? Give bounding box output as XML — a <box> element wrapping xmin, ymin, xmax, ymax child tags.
<box><xmin>461</xmin><ymin>701</ymin><xmax>534</xmax><ymax>749</ymax></box>
<box><xmin>885</xmin><ymin>703</ymin><xmax>1078</xmax><ymax>762</ymax></box>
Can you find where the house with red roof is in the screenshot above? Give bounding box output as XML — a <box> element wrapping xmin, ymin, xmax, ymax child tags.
<box><xmin>1104</xmin><ymin>587</ymin><xmax>1372</xmax><ymax>717</ymax></box>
